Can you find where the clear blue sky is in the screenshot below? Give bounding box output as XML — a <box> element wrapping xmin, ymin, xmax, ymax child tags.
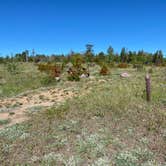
<box><xmin>0</xmin><ymin>0</ymin><xmax>166</xmax><ymax>56</ymax></box>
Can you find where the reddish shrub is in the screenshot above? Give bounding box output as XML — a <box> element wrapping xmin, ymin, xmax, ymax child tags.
<box><xmin>100</xmin><ymin>64</ymin><xmax>109</xmax><ymax>75</ymax></box>
<box><xmin>51</xmin><ymin>66</ymin><xmax>61</xmax><ymax>77</ymax></box>
<box><xmin>38</xmin><ymin>63</ymin><xmax>62</xmax><ymax>77</ymax></box>
<box><xmin>118</xmin><ymin>63</ymin><xmax>128</xmax><ymax>68</ymax></box>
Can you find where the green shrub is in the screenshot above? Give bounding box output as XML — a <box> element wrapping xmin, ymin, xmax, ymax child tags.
<box><xmin>0</xmin><ymin>119</ymin><xmax>11</xmax><ymax>125</ymax></box>
<box><xmin>70</xmin><ymin>54</ymin><xmax>85</xmax><ymax>68</ymax></box>
<box><xmin>67</xmin><ymin>55</ymin><xmax>89</xmax><ymax>81</ymax></box>
<box><xmin>67</xmin><ymin>67</ymin><xmax>80</xmax><ymax>81</ymax></box>
<box><xmin>67</xmin><ymin>73</ymin><xmax>80</xmax><ymax>81</ymax></box>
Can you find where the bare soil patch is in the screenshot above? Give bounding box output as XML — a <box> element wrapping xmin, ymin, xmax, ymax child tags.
<box><xmin>0</xmin><ymin>88</ymin><xmax>75</xmax><ymax>129</ymax></box>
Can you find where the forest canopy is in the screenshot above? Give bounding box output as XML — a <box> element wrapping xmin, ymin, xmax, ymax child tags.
<box><xmin>0</xmin><ymin>45</ymin><xmax>166</xmax><ymax>66</ymax></box>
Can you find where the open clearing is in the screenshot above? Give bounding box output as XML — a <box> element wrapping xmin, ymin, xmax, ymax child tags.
<box><xmin>0</xmin><ymin>63</ymin><xmax>166</xmax><ymax>165</ymax></box>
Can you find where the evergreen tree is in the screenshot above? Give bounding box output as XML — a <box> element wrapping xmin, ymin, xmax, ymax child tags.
<box><xmin>85</xmin><ymin>44</ymin><xmax>94</xmax><ymax>62</ymax></box>
<box><xmin>120</xmin><ymin>47</ymin><xmax>128</xmax><ymax>62</ymax></box>
<box><xmin>107</xmin><ymin>46</ymin><xmax>114</xmax><ymax>62</ymax></box>
<box><xmin>153</xmin><ymin>50</ymin><xmax>164</xmax><ymax>65</ymax></box>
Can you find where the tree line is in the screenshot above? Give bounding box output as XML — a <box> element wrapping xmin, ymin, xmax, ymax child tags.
<box><xmin>0</xmin><ymin>45</ymin><xmax>165</xmax><ymax>66</ymax></box>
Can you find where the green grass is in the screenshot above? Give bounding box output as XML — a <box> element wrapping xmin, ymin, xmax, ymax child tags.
<box><xmin>0</xmin><ymin>119</ymin><xmax>11</xmax><ymax>125</ymax></box>
<box><xmin>0</xmin><ymin>62</ymin><xmax>57</xmax><ymax>97</ymax></box>
<box><xmin>0</xmin><ymin>63</ymin><xmax>166</xmax><ymax>165</ymax></box>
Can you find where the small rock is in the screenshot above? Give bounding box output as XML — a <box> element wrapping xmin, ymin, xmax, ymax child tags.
<box><xmin>55</xmin><ymin>77</ymin><xmax>61</xmax><ymax>81</ymax></box>
<box><xmin>120</xmin><ymin>72</ymin><xmax>130</xmax><ymax>78</ymax></box>
<box><xmin>80</xmin><ymin>74</ymin><xmax>87</xmax><ymax>78</ymax></box>
<box><xmin>98</xmin><ymin>79</ymin><xmax>107</xmax><ymax>83</ymax></box>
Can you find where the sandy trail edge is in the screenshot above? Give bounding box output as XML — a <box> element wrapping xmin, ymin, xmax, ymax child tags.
<box><xmin>0</xmin><ymin>88</ymin><xmax>75</xmax><ymax>129</ymax></box>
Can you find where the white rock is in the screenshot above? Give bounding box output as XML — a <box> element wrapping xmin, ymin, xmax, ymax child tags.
<box><xmin>80</xmin><ymin>74</ymin><xmax>87</xmax><ymax>78</ymax></box>
<box><xmin>55</xmin><ymin>77</ymin><xmax>61</xmax><ymax>81</ymax></box>
<box><xmin>120</xmin><ymin>72</ymin><xmax>130</xmax><ymax>78</ymax></box>
<box><xmin>80</xmin><ymin>73</ymin><xmax>89</xmax><ymax>78</ymax></box>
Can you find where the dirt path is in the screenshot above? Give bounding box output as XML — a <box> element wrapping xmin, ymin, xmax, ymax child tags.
<box><xmin>0</xmin><ymin>88</ymin><xmax>75</xmax><ymax>129</ymax></box>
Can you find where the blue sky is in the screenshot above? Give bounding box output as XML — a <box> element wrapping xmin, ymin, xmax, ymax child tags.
<box><xmin>0</xmin><ymin>0</ymin><xmax>166</xmax><ymax>56</ymax></box>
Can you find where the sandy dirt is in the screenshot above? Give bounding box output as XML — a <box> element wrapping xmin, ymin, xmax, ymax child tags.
<box><xmin>0</xmin><ymin>88</ymin><xmax>75</xmax><ymax>129</ymax></box>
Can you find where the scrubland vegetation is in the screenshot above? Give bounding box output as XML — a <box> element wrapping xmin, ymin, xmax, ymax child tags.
<box><xmin>0</xmin><ymin>46</ymin><xmax>166</xmax><ymax>165</ymax></box>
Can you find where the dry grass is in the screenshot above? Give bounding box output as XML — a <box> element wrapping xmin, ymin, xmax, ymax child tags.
<box><xmin>0</xmin><ymin>63</ymin><xmax>166</xmax><ymax>165</ymax></box>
